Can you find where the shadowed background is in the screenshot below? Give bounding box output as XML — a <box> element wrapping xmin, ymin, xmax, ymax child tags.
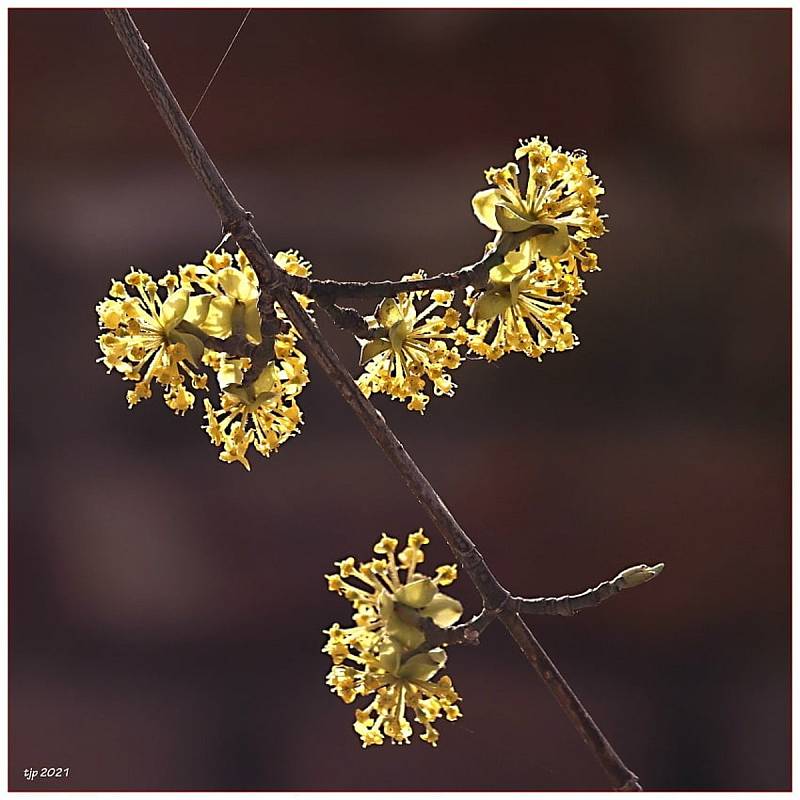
<box><xmin>10</xmin><ymin>8</ymin><xmax>789</xmax><ymax>791</ymax></box>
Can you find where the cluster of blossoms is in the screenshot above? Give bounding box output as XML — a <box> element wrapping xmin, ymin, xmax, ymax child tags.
<box><xmin>357</xmin><ymin>135</ymin><xmax>606</xmax><ymax>404</ymax></box>
<box><xmin>356</xmin><ymin>277</ymin><xmax>465</xmax><ymax>413</ymax></box>
<box><xmin>95</xmin><ymin>138</ymin><xmax>615</xmax><ymax>755</ymax></box>
<box><xmin>324</xmin><ymin>531</ymin><xmax>464</xmax><ymax>747</ymax></box>
<box><xmin>97</xmin><ymin>138</ymin><xmax>605</xmax><ymax>447</ymax></box>
<box><xmin>96</xmin><ymin>248</ymin><xmax>312</xmax><ymax>469</ymax></box>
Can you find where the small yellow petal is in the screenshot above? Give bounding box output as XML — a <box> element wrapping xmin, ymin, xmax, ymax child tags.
<box><xmin>471</xmin><ymin>187</ymin><xmax>505</xmax><ymax>231</ymax></box>
<box><xmin>160</xmin><ymin>287</ymin><xmax>190</xmax><ymax>329</ymax></box>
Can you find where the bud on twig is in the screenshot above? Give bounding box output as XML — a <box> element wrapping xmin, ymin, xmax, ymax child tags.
<box><xmin>614</xmin><ymin>563</ymin><xmax>665</xmax><ymax>590</ymax></box>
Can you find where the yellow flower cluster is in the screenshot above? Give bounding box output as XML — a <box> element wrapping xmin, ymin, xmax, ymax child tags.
<box><xmin>465</xmin><ymin>250</ymin><xmax>584</xmax><ymax>361</ymax></box>
<box><xmin>465</xmin><ymin>136</ymin><xmax>606</xmax><ymax>361</ymax></box>
<box><xmin>96</xmin><ymin>270</ymin><xmax>209</xmax><ymax>414</ymax></box>
<box><xmin>96</xmin><ymin>248</ymin><xmax>311</xmax><ymax>468</ymax></box>
<box><xmin>324</xmin><ymin>530</ymin><xmax>464</xmax><ymax>747</ymax></box>
<box><xmin>472</xmin><ymin>136</ymin><xmax>605</xmax><ymax>268</ymax></box>
<box><xmin>356</xmin><ymin>138</ymin><xmax>605</xmax><ymax>405</ymax></box>
<box><xmin>201</xmin><ymin>337</ymin><xmax>308</xmax><ymax>470</ymax></box>
<box><xmin>356</xmin><ymin>275</ymin><xmax>466</xmax><ymax>413</ymax></box>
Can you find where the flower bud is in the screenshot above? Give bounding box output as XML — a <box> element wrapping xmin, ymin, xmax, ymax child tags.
<box><xmin>471</xmin><ymin>289</ymin><xmax>511</xmax><ymax>322</ymax></box>
<box><xmin>394</xmin><ymin>577</ymin><xmax>437</xmax><ymax>609</ymax></box>
<box><xmin>614</xmin><ymin>563</ymin><xmax>665</xmax><ymax>589</ymax></box>
<box><xmin>398</xmin><ymin>648</ymin><xmax>447</xmax><ymax>681</ymax></box>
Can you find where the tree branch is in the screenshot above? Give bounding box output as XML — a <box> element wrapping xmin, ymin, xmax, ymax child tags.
<box><xmin>415</xmin><ymin>563</ymin><xmax>665</xmax><ymax>656</ymax></box>
<box><xmin>177</xmin><ymin>308</ymin><xmax>289</xmax><ymax>387</ymax></box>
<box><xmin>176</xmin><ymin>323</ymin><xmax>253</xmax><ymax>358</ymax></box>
<box><xmin>316</xmin><ymin>298</ymin><xmax>384</xmax><ymax>339</ymax></box>
<box><xmin>304</xmin><ymin>227</ymin><xmax>554</xmax><ymax>303</ymax></box>
<box><xmin>512</xmin><ymin>563</ymin><xmax>665</xmax><ymax>617</ymax></box>
<box><xmin>400</xmin><ymin>608</ymin><xmax>497</xmax><ymax>661</ymax></box>
<box><xmin>104</xmin><ymin>9</ymin><xmax>644</xmax><ymax>790</ymax></box>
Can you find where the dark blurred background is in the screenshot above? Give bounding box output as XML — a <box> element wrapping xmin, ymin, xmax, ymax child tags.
<box><xmin>9</xmin><ymin>8</ymin><xmax>790</xmax><ymax>791</ymax></box>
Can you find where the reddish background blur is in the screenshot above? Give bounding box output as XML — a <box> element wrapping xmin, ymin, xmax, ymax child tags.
<box><xmin>9</xmin><ymin>8</ymin><xmax>790</xmax><ymax>791</ymax></box>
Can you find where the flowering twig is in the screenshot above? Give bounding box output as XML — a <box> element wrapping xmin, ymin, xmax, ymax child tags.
<box><xmin>105</xmin><ymin>8</ymin><xmax>644</xmax><ymax>790</ymax></box>
<box><xmin>316</xmin><ymin>298</ymin><xmax>383</xmax><ymax>339</ymax></box>
<box><xmin>177</xmin><ymin>324</ymin><xmax>253</xmax><ymax>358</ymax></box>
<box><xmin>407</xmin><ymin>608</ymin><xmax>498</xmax><ymax>657</ymax></box>
<box><xmin>288</xmin><ymin>230</ymin><xmax>550</xmax><ymax>340</ymax></box>
<box><xmin>405</xmin><ymin>565</ymin><xmax>665</xmax><ymax>659</ymax></box>
<box><xmin>177</xmin><ymin>307</ymin><xmax>288</xmax><ymax>387</ymax></box>
<box><xmin>301</xmin><ymin>227</ymin><xmax>555</xmax><ymax>303</ymax></box>
<box><xmin>242</xmin><ymin>291</ymin><xmax>288</xmax><ymax>387</ymax></box>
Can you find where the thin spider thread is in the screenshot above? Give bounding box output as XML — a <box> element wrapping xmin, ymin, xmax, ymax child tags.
<box><xmin>187</xmin><ymin>9</ymin><xmax>252</xmax><ymax>122</ymax></box>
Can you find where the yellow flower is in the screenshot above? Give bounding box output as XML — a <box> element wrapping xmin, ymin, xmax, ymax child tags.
<box><xmin>466</xmin><ymin>251</ymin><xmax>584</xmax><ymax>361</ymax></box>
<box><xmin>326</xmin><ymin>644</ymin><xmax>461</xmax><ymax>747</ymax></box>
<box><xmin>202</xmin><ymin>335</ymin><xmax>309</xmax><ymax>469</ymax></box>
<box><xmin>180</xmin><ymin>248</ymin><xmax>314</xmax><ymax>345</ymax></box>
<box><xmin>274</xmin><ymin>249</ymin><xmax>315</xmax><ymax>313</ymax></box>
<box><xmin>180</xmin><ymin>249</ymin><xmax>262</xmax><ymax>344</ymax></box>
<box><xmin>472</xmin><ymin>136</ymin><xmax>606</xmax><ymax>267</ymax></box>
<box><xmin>96</xmin><ymin>246</ymin><xmax>315</xmax><ymax>462</ymax></box>
<box><xmin>96</xmin><ymin>269</ymin><xmax>207</xmax><ymax>414</ymax></box>
<box><xmin>324</xmin><ymin>529</ymin><xmax>464</xmax><ymax>747</ymax></box>
<box><xmin>274</xmin><ymin>248</ymin><xmax>312</xmax><ymax>278</ymax></box>
<box><xmin>356</xmin><ymin>274</ymin><xmax>465</xmax><ymax>413</ymax></box>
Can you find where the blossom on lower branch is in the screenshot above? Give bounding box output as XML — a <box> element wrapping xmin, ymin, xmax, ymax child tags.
<box><xmin>324</xmin><ymin>530</ymin><xmax>464</xmax><ymax>747</ymax></box>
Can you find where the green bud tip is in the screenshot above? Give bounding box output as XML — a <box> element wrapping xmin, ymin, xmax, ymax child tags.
<box><xmin>615</xmin><ymin>562</ymin><xmax>665</xmax><ymax>590</ymax></box>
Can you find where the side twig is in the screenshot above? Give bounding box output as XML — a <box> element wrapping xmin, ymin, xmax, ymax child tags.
<box><xmin>303</xmin><ymin>226</ymin><xmax>554</xmax><ymax>303</ymax></box>
<box><xmin>512</xmin><ymin>563</ymin><xmax>665</xmax><ymax>617</ymax></box>
<box><xmin>105</xmin><ymin>9</ymin><xmax>643</xmax><ymax>790</ymax></box>
<box><xmin>316</xmin><ymin>298</ymin><xmax>383</xmax><ymax>339</ymax></box>
<box><xmin>177</xmin><ymin>323</ymin><xmax>253</xmax><ymax>358</ymax></box>
<box><xmin>418</xmin><ymin>607</ymin><xmax>497</xmax><ymax>651</ymax></box>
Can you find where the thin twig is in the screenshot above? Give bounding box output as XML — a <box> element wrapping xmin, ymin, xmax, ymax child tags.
<box><xmin>104</xmin><ymin>9</ymin><xmax>643</xmax><ymax>790</ymax></box>
<box><xmin>176</xmin><ymin>323</ymin><xmax>254</xmax><ymax>358</ymax></box>
<box><xmin>416</xmin><ymin>563</ymin><xmax>665</xmax><ymax>651</ymax></box>
<box><xmin>177</xmin><ymin>310</ymin><xmax>288</xmax><ymax>387</ymax></box>
<box><xmin>410</xmin><ymin>607</ymin><xmax>498</xmax><ymax>656</ymax></box>
<box><xmin>512</xmin><ymin>563</ymin><xmax>665</xmax><ymax>617</ymax></box>
<box><xmin>303</xmin><ymin>226</ymin><xmax>555</xmax><ymax>303</ymax></box>
<box><xmin>316</xmin><ymin>298</ymin><xmax>383</xmax><ymax>339</ymax></box>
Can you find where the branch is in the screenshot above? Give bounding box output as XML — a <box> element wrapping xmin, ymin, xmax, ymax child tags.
<box><xmin>105</xmin><ymin>9</ymin><xmax>643</xmax><ymax>790</ymax></box>
<box><xmin>305</xmin><ymin>227</ymin><xmax>554</xmax><ymax>303</ymax></box>
<box><xmin>316</xmin><ymin>298</ymin><xmax>385</xmax><ymax>339</ymax></box>
<box><xmin>177</xmin><ymin>308</ymin><xmax>288</xmax><ymax>388</ymax></box>
<box><xmin>177</xmin><ymin>324</ymin><xmax>253</xmax><ymax>358</ymax></box>
<box><xmin>400</xmin><ymin>608</ymin><xmax>497</xmax><ymax>661</ymax></box>
<box><xmin>244</xmin><ymin>290</ymin><xmax>289</xmax><ymax>387</ymax></box>
<box><xmin>430</xmin><ymin>607</ymin><xmax>497</xmax><ymax>646</ymax></box>
<box><xmin>512</xmin><ymin>564</ymin><xmax>665</xmax><ymax>617</ymax></box>
<box><xmin>414</xmin><ymin>563</ymin><xmax>664</xmax><ymax>656</ymax></box>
